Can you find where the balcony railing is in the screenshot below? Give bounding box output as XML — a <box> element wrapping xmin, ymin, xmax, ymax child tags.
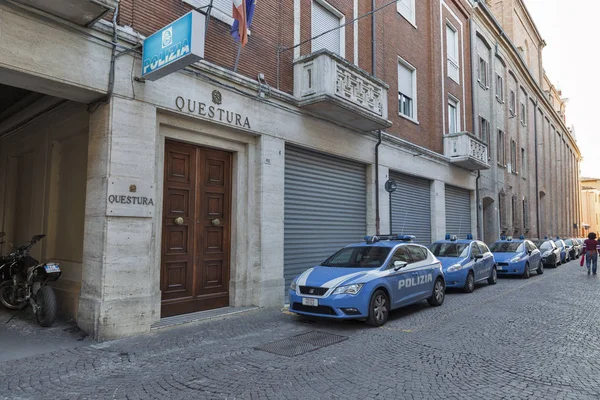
<box><xmin>293</xmin><ymin>50</ymin><xmax>392</xmax><ymax>132</ymax></box>
<box><xmin>14</xmin><ymin>0</ymin><xmax>117</xmax><ymax>26</ymax></box>
<box><xmin>443</xmin><ymin>132</ymin><xmax>490</xmax><ymax>170</ymax></box>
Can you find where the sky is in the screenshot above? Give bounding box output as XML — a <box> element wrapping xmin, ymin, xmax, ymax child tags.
<box><xmin>523</xmin><ymin>0</ymin><xmax>599</xmax><ymax>178</ymax></box>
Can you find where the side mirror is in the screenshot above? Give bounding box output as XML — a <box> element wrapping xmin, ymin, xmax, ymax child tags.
<box><xmin>393</xmin><ymin>261</ymin><xmax>408</xmax><ymax>271</ymax></box>
<box><xmin>474</xmin><ymin>254</ymin><xmax>484</xmax><ymax>260</ymax></box>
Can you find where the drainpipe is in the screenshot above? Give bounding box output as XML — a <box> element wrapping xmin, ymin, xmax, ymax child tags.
<box><xmin>372</xmin><ymin>0</ymin><xmax>380</xmax><ymax>235</ymax></box>
<box><xmin>371</xmin><ymin>0</ymin><xmax>376</xmax><ymax>75</ymax></box>
<box><xmin>469</xmin><ymin>17</ymin><xmax>482</xmax><ymax>240</ymax></box>
<box><xmin>534</xmin><ymin>98</ymin><xmax>540</xmax><ymax>237</ymax></box>
<box><xmin>88</xmin><ymin>2</ymin><xmax>119</xmax><ymax>113</ymax></box>
<box><xmin>375</xmin><ymin>130</ymin><xmax>382</xmax><ymax>235</ymax></box>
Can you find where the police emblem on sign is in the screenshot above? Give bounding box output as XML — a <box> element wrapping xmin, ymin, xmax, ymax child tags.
<box><xmin>161</xmin><ymin>27</ymin><xmax>173</xmax><ymax>48</ymax></box>
<box><xmin>212</xmin><ymin>90</ymin><xmax>222</xmax><ymax>105</ymax></box>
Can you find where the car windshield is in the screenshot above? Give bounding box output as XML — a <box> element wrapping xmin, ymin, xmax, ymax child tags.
<box><xmin>489</xmin><ymin>242</ymin><xmax>524</xmax><ymax>253</ymax></box>
<box><xmin>321</xmin><ymin>246</ymin><xmax>391</xmax><ymax>268</ymax></box>
<box><xmin>428</xmin><ymin>243</ymin><xmax>469</xmax><ymax>258</ymax></box>
<box><xmin>534</xmin><ymin>241</ymin><xmax>553</xmax><ymax>251</ymax></box>
<box><xmin>565</xmin><ymin>239</ymin><xmax>573</xmax><ymax>245</ymax></box>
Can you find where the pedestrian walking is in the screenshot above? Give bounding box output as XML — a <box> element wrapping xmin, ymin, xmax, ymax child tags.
<box><xmin>583</xmin><ymin>232</ymin><xmax>598</xmax><ymax>275</ymax></box>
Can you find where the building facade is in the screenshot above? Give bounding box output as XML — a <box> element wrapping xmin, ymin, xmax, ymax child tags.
<box><xmin>0</xmin><ymin>0</ymin><xmax>578</xmax><ymax>340</ymax></box>
<box><xmin>581</xmin><ymin>178</ymin><xmax>600</xmax><ymax>236</ymax></box>
<box><xmin>472</xmin><ymin>0</ymin><xmax>581</xmax><ymax>243</ymax></box>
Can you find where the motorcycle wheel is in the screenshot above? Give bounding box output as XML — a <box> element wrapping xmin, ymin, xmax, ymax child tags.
<box><xmin>35</xmin><ymin>286</ymin><xmax>57</xmax><ymax>327</ymax></box>
<box><xmin>0</xmin><ymin>281</ymin><xmax>22</xmax><ymax>310</ymax></box>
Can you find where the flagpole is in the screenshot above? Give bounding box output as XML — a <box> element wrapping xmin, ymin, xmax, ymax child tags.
<box><xmin>233</xmin><ymin>42</ymin><xmax>242</xmax><ymax>72</ymax></box>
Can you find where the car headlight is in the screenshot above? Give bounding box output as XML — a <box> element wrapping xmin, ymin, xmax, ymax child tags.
<box><xmin>447</xmin><ymin>263</ymin><xmax>462</xmax><ymax>272</ymax></box>
<box><xmin>510</xmin><ymin>254</ymin><xmax>523</xmax><ymax>263</ymax></box>
<box><xmin>333</xmin><ymin>284</ymin><xmax>364</xmax><ymax>295</ymax></box>
<box><xmin>290</xmin><ymin>280</ymin><xmax>297</xmax><ymax>291</ymax></box>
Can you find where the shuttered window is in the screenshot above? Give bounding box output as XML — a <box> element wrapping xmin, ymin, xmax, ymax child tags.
<box><xmin>446</xmin><ymin>25</ymin><xmax>459</xmax><ymax>82</ymax></box>
<box><xmin>445</xmin><ymin>186</ymin><xmax>472</xmax><ymax>238</ymax></box>
<box><xmin>284</xmin><ymin>145</ymin><xmax>366</xmax><ymax>290</ymax></box>
<box><xmin>398</xmin><ymin>59</ymin><xmax>416</xmax><ymax>119</ymax></box>
<box><xmin>397</xmin><ymin>0</ymin><xmax>415</xmax><ymax>25</ymax></box>
<box><xmin>312</xmin><ymin>1</ymin><xmax>342</xmax><ymax>56</ymax></box>
<box><xmin>390</xmin><ymin>172</ymin><xmax>431</xmax><ymax>245</ymax></box>
<box><xmin>183</xmin><ymin>0</ymin><xmax>233</xmax><ymax>24</ymax></box>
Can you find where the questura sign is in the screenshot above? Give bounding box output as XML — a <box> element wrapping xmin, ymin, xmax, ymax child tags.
<box><xmin>175</xmin><ymin>96</ymin><xmax>252</xmax><ymax>130</ymax></box>
<box><xmin>106</xmin><ymin>180</ymin><xmax>154</xmax><ymax>218</ymax></box>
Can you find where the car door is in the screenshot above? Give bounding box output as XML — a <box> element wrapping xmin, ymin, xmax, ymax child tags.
<box><xmin>406</xmin><ymin>245</ymin><xmax>435</xmax><ymax>300</ymax></box>
<box><xmin>386</xmin><ymin>246</ymin><xmax>415</xmax><ymax>307</ymax></box>
<box><xmin>470</xmin><ymin>243</ymin><xmax>484</xmax><ymax>281</ymax></box>
<box><xmin>528</xmin><ymin>241</ymin><xmax>541</xmax><ymax>266</ymax></box>
<box><xmin>477</xmin><ymin>242</ymin><xmax>494</xmax><ymax>280</ymax></box>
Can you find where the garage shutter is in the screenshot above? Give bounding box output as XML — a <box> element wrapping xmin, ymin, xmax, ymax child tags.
<box><xmin>284</xmin><ymin>145</ymin><xmax>367</xmax><ymax>289</ymax></box>
<box><xmin>311</xmin><ymin>1</ymin><xmax>341</xmax><ymax>55</ymax></box>
<box><xmin>445</xmin><ymin>185</ymin><xmax>472</xmax><ymax>238</ymax></box>
<box><xmin>390</xmin><ymin>172</ymin><xmax>431</xmax><ymax>245</ymax></box>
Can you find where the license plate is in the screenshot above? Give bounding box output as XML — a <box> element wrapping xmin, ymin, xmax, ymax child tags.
<box><xmin>301</xmin><ymin>297</ymin><xmax>318</xmax><ymax>307</ymax></box>
<box><xmin>44</xmin><ymin>263</ymin><xmax>61</xmax><ymax>273</ymax></box>
<box><xmin>497</xmin><ymin>266</ymin><xmax>503</xmax><ymax>271</ymax></box>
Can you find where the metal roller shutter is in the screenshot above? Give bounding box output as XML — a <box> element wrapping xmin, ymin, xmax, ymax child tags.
<box><xmin>390</xmin><ymin>172</ymin><xmax>431</xmax><ymax>245</ymax></box>
<box><xmin>311</xmin><ymin>1</ymin><xmax>341</xmax><ymax>55</ymax></box>
<box><xmin>445</xmin><ymin>185</ymin><xmax>472</xmax><ymax>238</ymax></box>
<box><xmin>284</xmin><ymin>145</ymin><xmax>367</xmax><ymax>289</ymax></box>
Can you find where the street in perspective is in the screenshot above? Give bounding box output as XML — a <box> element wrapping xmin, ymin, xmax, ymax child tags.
<box><xmin>0</xmin><ymin>0</ymin><xmax>598</xmax><ymax>398</ymax></box>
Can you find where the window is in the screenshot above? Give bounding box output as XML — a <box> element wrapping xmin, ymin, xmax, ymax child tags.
<box><xmin>446</xmin><ymin>25</ymin><xmax>459</xmax><ymax>82</ymax></box>
<box><xmin>311</xmin><ymin>0</ymin><xmax>344</xmax><ymax>56</ymax></box>
<box><xmin>509</xmin><ymin>90</ymin><xmax>516</xmax><ymax>115</ymax></box>
<box><xmin>512</xmin><ymin>195</ymin><xmax>517</xmax><ymax>227</ymax></box>
<box><xmin>397</xmin><ymin>0</ymin><xmax>416</xmax><ymax>25</ymax></box>
<box><xmin>497</xmin><ymin>130</ymin><xmax>505</xmax><ymax>166</ymax></box>
<box><xmin>478</xmin><ymin>56</ymin><xmax>489</xmax><ymax>87</ymax></box>
<box><xmin>471</xmin><ymin>244</ymin><xmax>482</xmax><ymax>258</ymax></box>
<box><xmin>448</xmin><ymin>97</ymin><xmax>460</xmax><ymax>133</ymax></box>
<box><xmin>390</xmin><ymin>246</ymin><xmax>411</xmax><ymax>265</ymax></box>
<box><xmin>322</xmin><ymin>246</ymin><xmax>391</xmax><ymax>268</ymax></box>
<box><xmin>523</xmin><ymin>198</ymin><xmax>530</xmax><ymax>229</ymax></box>
<box><xmin>183</xmin><ymin>0</ymin><xmax>233</xmax><ymax>25</ymax></box>
<box><xmin>499</xmin><ymin>191</ymin><xmax>507</xmax><ymax>229</ymax></box>
<box><xmin>407</xmin><ymin>245</ymin><xmax>428</xmax><ymax>262</ymax></box>
<box><xmin>398</xmin><ymin>59</ymin><xmax>416</xmax><ymax>120</ymax></box>
<box><xmin>496</xmin><ymin>74</ymin><xmax>504</xmax><ymax>102</ymax></box>
<box><xmin>520</xmin><ymin>102</ymin><xmax>527</xmax><ymax>125</ymax></box>
<box><xmin>478</xmin><ymin>242</ymin><xmax>490</xmax><ymax>254</ymax></box>
<box><xmin>510</xmin><ymin>140</ymin><xmax>517</xmax><ymax>173</ymax></box>
<box><xmin>521</xmin><ymin>148</ymin><xmax>526</xmax><ymax>176</ymax></box>
<box><xmin>479</xmin><ymin>116</ymin><xmax>490</xmax><ymax>144</ymax></box>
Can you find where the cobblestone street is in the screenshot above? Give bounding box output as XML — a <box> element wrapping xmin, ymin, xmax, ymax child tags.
<box><xmin>1</xmin><ymin>260</ymin><xmax>599</xmax><ymax>400</ymax></box>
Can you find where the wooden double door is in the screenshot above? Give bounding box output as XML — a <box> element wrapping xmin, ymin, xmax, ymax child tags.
<box><xmin>161</xmin><ymin>140</ymin><xmax>232</xmax><ymax>317</ymax></box>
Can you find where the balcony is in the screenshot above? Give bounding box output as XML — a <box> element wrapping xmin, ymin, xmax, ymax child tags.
<box><xmin>293</xmin><ymin>50</ymin><xmax>392</xmax><ymax>132</ymax></box>
<box><xmin>14</xmin><ymin>0</ymin><xmax>117</xmax><ymax>26</ymax></box>
<box><xmin>444</xmin><ymin>132</ymin><xmax>490</xmax><ymax>170</ymax></box>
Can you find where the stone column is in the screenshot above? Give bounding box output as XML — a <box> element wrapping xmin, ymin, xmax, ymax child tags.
<box><xmin>78</xmin><ymin>97</ymin><xmax>160</xmax><ymax>341</ymax></box>
<box><xmin>254</xmin><ymin>135</ymin><xmax>286</xmax><ymax>307</ymax></box>
<box><xmin>431</xmin><ymin>180</ymin><xmax>446</xmax><ymax>241</ymax></box>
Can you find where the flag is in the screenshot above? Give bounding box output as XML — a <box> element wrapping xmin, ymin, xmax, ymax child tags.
<box><xmin>232</xmin><ymin>0</ymin><xmax>256</xmax><ymax>47</ymax></box>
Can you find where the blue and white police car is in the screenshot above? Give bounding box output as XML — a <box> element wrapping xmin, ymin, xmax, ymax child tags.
<box><xmin>428</xmin><ymin>234</ymin><xmax>497</xmax><ymax>293</ymax></box>
<box><xmin>288</xmin><ymin>235</ymin><xmax>446</xmax><ymax>327</ymax></box>
<box><xmin>489</xmin><ymin>236</ymin><xmax>543</xmax><ymax>279</ymax></box>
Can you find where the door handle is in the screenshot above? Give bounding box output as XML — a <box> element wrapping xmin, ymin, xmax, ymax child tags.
<box><xmin>211</xmin><ymin>218</ymin><xmax>221</xmax><ymax>227</ymax></box>
<box><xmin>174</xmin><ymin>217</ymin><xmax>184</xmax><ymax>225</ymax></box>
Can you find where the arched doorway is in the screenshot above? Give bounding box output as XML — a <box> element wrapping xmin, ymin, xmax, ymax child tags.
<box><xmin>482</xmin><ymin>197</ymin><xmax>497</xmax><ymax>244</ymax></box>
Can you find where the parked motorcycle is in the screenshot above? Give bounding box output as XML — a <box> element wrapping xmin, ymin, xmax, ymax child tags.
<box><xmin>0</xmin><ymin>234</ymin><xmax>61</xmax><ymax>327</ymax></box>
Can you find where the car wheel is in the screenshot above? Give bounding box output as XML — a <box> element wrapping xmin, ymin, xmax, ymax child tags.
<box><xmin>366</xmin><ymin>289</ymin><xmax>389</xmax><ymax>327</ymax></box>
<box><xmin>522</xmin><ymin>263</ymin><xmax>531</xmax><ymax>279</ymax></box>
<box><xmin>463</xmin><ymin>271</ymin><xmax>475</xmax><ymax>293</ymax></box>
<box><xmin>427</xmin><ymin>278</ymin><xmax>445</xmax><ymax>306</ymax></box>
<box><xmin>536</xmin><ymin>261</ymin><xmax>544</xmax><ymax>275</ymax></box>
<box><xmin>488</xmin><ymin>267</ymin><xmax>498</xmax><ymax>285</ymax></box>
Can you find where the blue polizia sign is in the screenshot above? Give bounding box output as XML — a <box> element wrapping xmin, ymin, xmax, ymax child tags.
<box><xmin>141</xmin><ymin>11</ymin><xmax>205</xmax><ymax>81</ymax></box>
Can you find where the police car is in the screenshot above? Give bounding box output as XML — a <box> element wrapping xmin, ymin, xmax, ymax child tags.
<box><xmin>288</xmin><ymin>235</ymin><xmax>445</xmax><ymax>327</ymax></box>
<box><xmin>428</xmin><ymin>234</ymin><xmax>496</xmax><ymax>293</ymax></box>
<box><xmin>489</xmin><ymin>236</ymin><xmax>543</xmax><ymax>279</ymax></box>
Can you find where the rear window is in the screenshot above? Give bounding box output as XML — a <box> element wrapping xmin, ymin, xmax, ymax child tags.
<box><xmin>321</xmin><ymin>246</ymin><xmax>391</xmax><ymax>268</ymax></box>
<box><xmin>428</xmin><ymin>243</ymin><xmax>469</xmax><ymax>258</ymax></box>
<box><xmin>489</xmin><ymin>242</ymin><xmax>524</xmax><ymax>253</ymax></box>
